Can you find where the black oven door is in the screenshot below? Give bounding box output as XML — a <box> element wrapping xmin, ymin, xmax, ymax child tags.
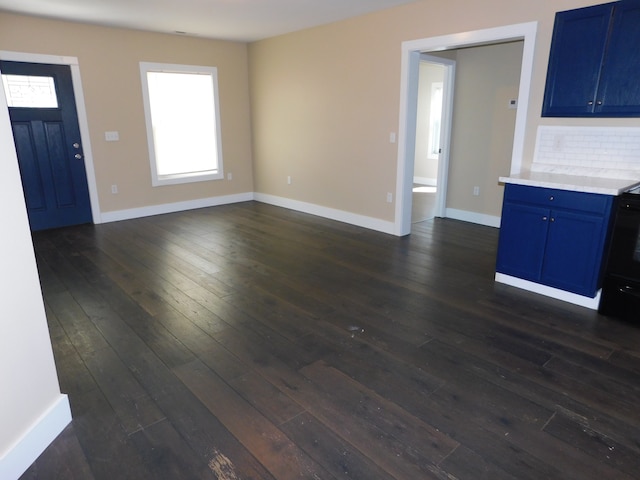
<box><xmin>599</xmin><ymin>199</ymin><xmax>640</xmax><ymax>320</ymax></box>
<box><xmin>604</xmin><ymin>200</ymin><xmax>640</xmax><ymax>281</ymax></box>
<box><xmin>599</xmin><ymin>276</ymin><xmax>640</xmax><ymax>320</ymax></box>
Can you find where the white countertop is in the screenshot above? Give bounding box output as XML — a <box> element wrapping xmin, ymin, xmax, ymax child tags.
<box><xmin>499</xmin><ymin>170</ymin><xmax>640</xmax><ymax>196</ymax></box>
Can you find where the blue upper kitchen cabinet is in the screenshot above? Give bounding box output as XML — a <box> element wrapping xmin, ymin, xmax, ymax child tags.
<box><xmin>598</xmin><ymin>0</ymin><xmax>640</xmax><ymax>115</ymax></box>
<box><xmin>542</xmin><ymin>0</ymin><xmax>640</xmax><ymax>117</ymax></box>
<box><xmin>496</xmin><ymin>184</ymin><xmax>615</xmax><ymax>297</ymax></box>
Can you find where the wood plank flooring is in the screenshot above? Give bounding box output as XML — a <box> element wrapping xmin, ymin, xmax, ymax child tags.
<box><xmin>20</xmin><ymin>201</ymin><xmax>640</xmax><ymax>479</ymax></box>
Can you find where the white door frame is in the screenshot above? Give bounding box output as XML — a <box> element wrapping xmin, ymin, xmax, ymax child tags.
<box><xmin>418</xmin><ymin>53</ymin><xmax>455</xmax><ymax>219</ymax></box>
<box><xmin>394</xmin><ymin>22</ymin><xmax>538</xmax><ymax>236</ymax></box>
<box><xmin>0</xmin><ymin>50</ymin><xmax>101</xmax><ymax>224</ymax></box>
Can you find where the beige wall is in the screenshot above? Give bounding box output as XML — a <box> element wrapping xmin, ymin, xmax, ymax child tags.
<box><xmin>249</xmin><ymin>0</ymin><xmax>636</xmax><ymax>223</ymax></box>
<box><xmin>248</xmin><ymin>20</ymin><xmax>402</xmax><ymax>219</ymax></box>
<box><xmin>2</xmin><ymin>1</ymin><xmax>634</xmax><ymax>225</ymax></box>
<box><xmin>447</xmin><ymin>41</ymin><xmax>523</xmax><ymax>218</ymax></box>
<box><xmin>0</xmin><ymin>12</ymin><xmax>254</xmax><ymax>214</ymax></box>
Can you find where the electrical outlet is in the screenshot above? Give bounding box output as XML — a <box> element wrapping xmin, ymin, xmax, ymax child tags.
<box><xmin>111</xmin><ymin>184</ymin><xmax>118</xmax><ymax>194</ymax></box>
<box><xmin>473</xmin><ymin>186</ymin><xmax>480</xmax><ymax>196</ymax></box>
<box><xmin>386</xmin><ymin>192</ymin><xmax>393</xmax><ymax>203</ymax></box>
<box><xmin>227</xmin><ymin>172</ymin><xmax>233</xmax><ymax>180</ymax></box>
<box><xmin>287</xmin><ymin>175</ymin><xmax>292</xmax><ymax>185</ymax></box>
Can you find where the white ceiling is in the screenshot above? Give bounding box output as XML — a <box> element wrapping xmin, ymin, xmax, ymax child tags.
<box><xmin>0</xmin><ymin>0</ymin><xmax>420</xmax><ymax>42</ymax></box>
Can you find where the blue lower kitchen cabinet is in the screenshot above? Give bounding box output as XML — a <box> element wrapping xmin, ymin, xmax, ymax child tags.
<box><xmin>496</xmin><ymin>183</ymin><xmax>614</xmax><ymax>297</ymax></box>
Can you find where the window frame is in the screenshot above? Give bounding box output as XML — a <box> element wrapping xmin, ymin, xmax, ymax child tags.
<box><xmin>139</xmin><ymin>62</ymin><xmax>224</xmax><ymax>186</ymax></box>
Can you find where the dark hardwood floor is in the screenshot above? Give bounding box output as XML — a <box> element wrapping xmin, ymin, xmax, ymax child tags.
<box><xmin>21</xmin><ymin>201</ymin><xmax>640</xmax><ymax>479</ymax></box>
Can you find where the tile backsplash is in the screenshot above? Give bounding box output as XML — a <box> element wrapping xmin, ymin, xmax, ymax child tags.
<box><xmin>533</xmin><ymin>126</ymin><xmax>640</xmax><ymax>178</ymax></box>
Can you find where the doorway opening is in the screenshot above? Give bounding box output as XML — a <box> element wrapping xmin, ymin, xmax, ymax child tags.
<box><xmin>2</xmin><ymin>61</ymin><xmax>92</xmax><ymax>230</ymax></box>
<box><xmin>412</xmin><ymin>54</ymin><xmax>455</xmax><ymax>224</ymax></box>
<box><xmin>394</xmin><ymin>22</ymin><xmax>538</xmax><ymax>236</ymax></box>
<box><xmin>0</xmin><ymin>51</ymin><xmax>100</xmax><ymax>228</ymax></box>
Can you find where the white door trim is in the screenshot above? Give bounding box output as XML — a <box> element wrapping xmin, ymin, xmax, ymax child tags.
<box><xmin>0</xmin><ymin>50</ymin><xmax>102</xmax><ymax>224</ymax></box>
<box><xmin>394</xmin><ymin>22</ymin><xmax>538</xmax><ymax>236</ymax></box>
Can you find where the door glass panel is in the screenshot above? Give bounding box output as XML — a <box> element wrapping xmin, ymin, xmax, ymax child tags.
<box><xmin>1</xmin><ymin>74</ymin><xmax>58</xmax><ymax>108</ymax></box>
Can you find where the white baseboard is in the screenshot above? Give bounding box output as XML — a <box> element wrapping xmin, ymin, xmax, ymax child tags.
<box><xmin>495</xmin><ymin>273</ymin><xmax>600</xmax><ymax>310</ymax></box>
<box><xmin>254</xmin><ymin>193</ymin><xmax>396</xmax><ymax>235</ymax></box>
<box><xmin>98</xmin><ymin>192</ymin><xmax>254</xmax><ymax>223</ymax></box>
<box><xmin>413</xmin><ymin>176</ymin><xmax>437</xmax><ymax>186</ymax></box>
<box><xmin>445</xmin><ymin>208</ymin><xmax>501</xmax><ymax>228</ymax></box>
<box><xmin>0</xmin><ymin>395</ymin><xmax>71</xmax><ymax>480</ymax></box>
<box><xmin>97</xmin><ymin>193</ymin><xmax>498</xmax><ymax>237</ymax></box>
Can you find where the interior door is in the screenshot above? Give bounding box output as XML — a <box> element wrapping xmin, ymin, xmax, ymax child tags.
<box><xmin>411</xmin><ymin>59</ymin><xmax>445</xmax><ymax>223</ymax></box>
<box><xmin>1</xmin><ymin>61</ymin><xmax>92</xmax><ymax>231</ymax></box>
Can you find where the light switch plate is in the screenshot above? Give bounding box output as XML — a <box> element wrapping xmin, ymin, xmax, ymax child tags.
<box><xmin>105</xmin><ymin>131</ymin><xmax>120</xmax><ymax>141</ymax></box>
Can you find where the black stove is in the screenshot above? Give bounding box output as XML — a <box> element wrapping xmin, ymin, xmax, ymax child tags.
<box><xmin>623</xmin><ymin>184</ymin><xmax>640</xmax><ymax>195</ymax></box>
<box><xmin>598</xmin><ymin>186</ymin><xmax>640</xmax><ymax>321</ymax></box>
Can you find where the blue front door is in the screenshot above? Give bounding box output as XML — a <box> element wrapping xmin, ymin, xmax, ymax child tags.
<box><xmin>1</xmin><ymin>61</ymin><xmax>92</xmax><ymax>231</ymax></box>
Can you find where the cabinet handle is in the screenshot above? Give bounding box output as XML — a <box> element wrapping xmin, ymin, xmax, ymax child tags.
<box><xmin>597</xmin><ymin>100</ymin><xmax>603</xmax><ymax>106</ymax></box>
<box><xmin>549</xmin><ymin>196</ymin><xmax>554</xmax><ymax>201</ymax></box>
<box><xmin>542</xmin><ymin>216</ymin><xmax>548</xmax><ymax>221</ymax></box>
<box><xmin>550</xmin><ymin>217</ymin><xmax>555</xmax><ymax>222</ymax></box>
<box><xmin>587</xmin><ymin>100</ymin><xmax>594</xmax><ymax>106</ymax></box>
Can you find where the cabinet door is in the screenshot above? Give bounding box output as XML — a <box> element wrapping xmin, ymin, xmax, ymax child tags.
<box><xmin>597</xmin><ymin>0</ymin><xmax>640</xmax><ymax>115</ymax></box>
<box><xmin>541</xmin><ymin>210</ymin><xmax>606</xmax><ymax>296</ymax></box>
<box><xmin>496</xmin><ymin>202</ymin><xmax>549</xmax><ymax>282</ymax></box>
<box><xmin>541</xmin><ymin>3</ymin><xmax>613</xmax><ymax>117</ymax></box>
